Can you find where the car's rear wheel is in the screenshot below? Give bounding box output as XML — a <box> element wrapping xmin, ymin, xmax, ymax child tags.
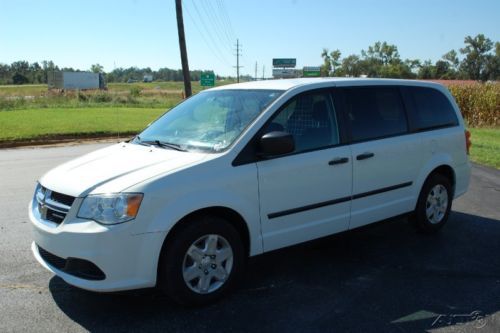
<box><xmin>413</xmin><ymin>173</ymin><xmax>453</xmax><ymax>233</ymax></box>
<box><xmin>158</xmin><ymin>215</ymin><xmax>245</xmax><ymax>306</ymax></box>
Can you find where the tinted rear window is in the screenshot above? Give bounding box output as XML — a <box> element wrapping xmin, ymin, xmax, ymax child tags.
<box><xmin>408</xmin><ymin>87</ymin><xmax>458</xmax><ymax>130</ymax></box>
<box><xmin>342</xmin><ymin>87</ymin><xmax>408</xmax><ymax>142</ymax></box>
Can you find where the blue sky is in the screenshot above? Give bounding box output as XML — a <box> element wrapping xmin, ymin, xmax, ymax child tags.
<box><xmin>1</xmin><ymin>0</ymin><xmax>499</xmax><ymax>77</ymax></box>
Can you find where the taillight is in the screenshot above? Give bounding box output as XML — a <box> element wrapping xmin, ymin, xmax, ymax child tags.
<box><xmin>465</xmin><ymin>130</ymin><xmax>471</xmax><ymax>155</ymax></box>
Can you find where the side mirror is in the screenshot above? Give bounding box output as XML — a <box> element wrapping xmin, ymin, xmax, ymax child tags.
<box><xmin>259</xmin><ymin>131</ymin><xmax>295</xmax><ymax>156</ymax></box>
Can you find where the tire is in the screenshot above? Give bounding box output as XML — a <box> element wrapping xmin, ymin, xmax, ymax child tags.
<box><xmin>413</xmin><ymin>173</ymin><xmax>453</xmax><ymax>233</ymax></box>
<box><xmin>158</xmin><ymin>215</ymin><xmax>245</xmax><ymax>306</ymax></box>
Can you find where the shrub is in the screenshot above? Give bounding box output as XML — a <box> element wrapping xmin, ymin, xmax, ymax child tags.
<box><xmin>127</xmin><ymin>95</ymin><xmax>139</xmax><ymax>105</ymax></box>
<box><xmin>77</xmin><ymin>91</ymin><xmax>88</xmax><ymax>102</ymax></box>
<box><xmin>129</xmin><ymin>87</ymin><xmax>141</xmax><ymax>98</ymax></box>
<box><xmin>90</xmin><ymin>92</ymin><xmax>113</xmax><ymax>103</ymax></box>
<box><xmin>0</xmin><ymin>98</ymin><xmax>16</xmax><ymax>110</ymax></box>
<box><xmin>113</xmin><ymin>96</ymin><xmax>129</xmax><ymax>104</ymax></box>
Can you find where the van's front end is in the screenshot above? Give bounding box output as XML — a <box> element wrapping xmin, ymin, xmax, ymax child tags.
<box><xmin>29</xmin><ymin>143</ymin><xmax>209</xmax><ymax>291</ymax></box>
<box><xmin>30</xmin><ymin>188</ymin><xmax>164</xmax><ymax>291</ymax></box>
<box><xmin>29</xmin><ymin>87</ymin><xmax>284</xmax><ymax>294</ymax></box>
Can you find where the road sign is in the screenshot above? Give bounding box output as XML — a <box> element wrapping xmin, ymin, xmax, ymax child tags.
<box><xmin>200</xmin><ymin>73</ymin><xmax>215</xmax><ymax>87</ymax></box>
<box><xmin>272</xmin><ymin>58</ymin><xmax>296</xmax><ymax>68</ymax></box>
<box><xmin>303</xmin><ymin>66</ymin><xmax>321</xmax><ymax>77</ymax></box>
<box><xmin>272</xmin><ymin>68</ymin><xmax>298</xmax><ymax>78</ymax></box>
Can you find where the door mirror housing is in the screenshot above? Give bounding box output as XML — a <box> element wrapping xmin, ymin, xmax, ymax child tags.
<box><xmin>259</xmin><ymin>131</ymin><xmax>295</xmax><ymax>157</ymax></box>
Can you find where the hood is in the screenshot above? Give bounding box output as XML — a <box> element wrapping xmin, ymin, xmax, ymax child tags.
<box><xmin>39</xmin><ymin>143</ymin><xmax>209</xmax><ymax>197</ymax></box>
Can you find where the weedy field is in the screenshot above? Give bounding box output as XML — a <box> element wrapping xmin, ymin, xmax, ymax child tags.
<box><xmin>0</xmin><ymin>80</ymin><xmax>498</xmax><ymax>168</ymax></box>
<box><xmin>0</xmin><ymin>81</ymin><xmax>233</xmax><ymax>111</ymax></box>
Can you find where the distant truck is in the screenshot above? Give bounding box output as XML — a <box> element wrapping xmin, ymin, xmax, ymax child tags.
<box><xmin>48</xmin><ymin>71</ymin><xmax>106</xmax><ymax>90</ymax></box>
<box><xmin>143</xmin><ymin>74</ymin><xmax>153</xmax><ymax>82</ymax></box>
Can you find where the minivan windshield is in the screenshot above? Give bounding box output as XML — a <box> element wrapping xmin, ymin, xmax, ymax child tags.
<box><xmin>133</xmin><ymin>89</ymin><xmax>283</xmax><ymax>153</ymax></box>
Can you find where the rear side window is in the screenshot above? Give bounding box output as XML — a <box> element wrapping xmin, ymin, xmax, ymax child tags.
<box><xmin>341</xmin><ymin>87</ymin><xmax>408</xmax><ymax>142</ymax></box>
<box><xmin>408</xmin><ymin>87</ymin><xmax>458</xmax><ymax>130</ymax></box>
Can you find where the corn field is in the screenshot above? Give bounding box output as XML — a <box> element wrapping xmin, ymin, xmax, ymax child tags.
<box><xmin>443</xmin><ymin>81</ymin><xmax>499</xmax><ymax>127</ymax></box>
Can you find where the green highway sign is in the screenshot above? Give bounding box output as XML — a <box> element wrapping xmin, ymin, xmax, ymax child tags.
<box><xmin>272</xmin><ymin>58</ymin><xmax>296</xmax><ymax>68</ymax></box>
<box><xmin>303</xmin><ymin>66</ymin><xmax>321</xmax><ymax>77</ymax></box>
<box><xmin>200</xmin><ymin>73</ymin><xmax>215</xmax><ymax>87</ymax></box>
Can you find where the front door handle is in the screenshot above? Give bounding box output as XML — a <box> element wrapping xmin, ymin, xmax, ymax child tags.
<box><xmin>356</xmin><ymin>152</ymin><xmax>375</xmax><ymax>160</ymax></box>
<box><xmin>328</xmin><ymin>157</ymin><xmax>349</xmax><ymax>165</ymax></box>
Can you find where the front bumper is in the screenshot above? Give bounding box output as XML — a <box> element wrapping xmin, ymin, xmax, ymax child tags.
<box><xmin>29</xmin><ymin>198</ymin><xmax>166</xmax><ymax>292</ymax></box>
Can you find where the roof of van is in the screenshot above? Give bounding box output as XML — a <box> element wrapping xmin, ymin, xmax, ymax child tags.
<box><xmin>209</xmin><ymin>77</ymin><xmax>445</xmax><ymax>92</ymax></box>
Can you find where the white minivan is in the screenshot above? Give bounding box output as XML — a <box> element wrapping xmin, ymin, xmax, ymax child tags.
<box><xmin>30</xmin><ymin>78</ymin><xmax>471</xmax><ymax>305</ymax></box>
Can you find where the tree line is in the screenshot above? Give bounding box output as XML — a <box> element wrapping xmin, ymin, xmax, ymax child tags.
<box><xmin>0</xmin><ymin>61</ymin><xmax>221</xmax><ymax>85</ymax></box>
<box><xmin>105</xmin><ymin>67</ymin><xmax>221</xmax><ymax>83</ymax></box>
<box><xmin>320</xmin><ymin>34</ymin><xmax>499</xmax><ymax>81</ymax></box>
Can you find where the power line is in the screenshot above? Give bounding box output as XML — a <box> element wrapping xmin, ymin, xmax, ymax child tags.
<box><xmin>204</xmin><ymin>0</ymin><xmax>233</xmax><ymax>46</ymax></box>
<box><xmin>216</xmin><ymin>0</ymin><xmax>236</xmax><ymax>41</ymax></box>
<box><xmin>183</xmin><ymin>2</ymin><xmax>232</xmax><ymax>67</ymax></box>
<box><xmin>184</xmin><ymin>5</ymin><xmax>230</xmax><ymax>66</ymax></box>
<box><xmin>213</xmin><ymin>1</ymin><xmax>250</xmax><ymax>77</ymax></box>
<box><xmin>190</xmin><ymin>0</ymin><xmax>232</xmax><ymax>65</ymax></box>
<box><xmin>200</xmin><ymin>0</ymin><xmax>233</xmax><ymax>51</ymax></box>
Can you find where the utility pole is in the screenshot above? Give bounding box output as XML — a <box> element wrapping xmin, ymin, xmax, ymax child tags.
<box><xmin>255</xmin><ymin>62</ymin><xmax>257</xmax><ymax>81</ymax></box>
<box><xmin>234</xmin><ymin>39</ymin><xmax>243</xmax><ymax>83</ymax></box>
<box><xmin>175</xmin><ymin>0</ymin><xmax>192</xmax><ymax>97</ymax></box>
<box><xmin>262</xmin><ymin>65</ymin><xmax>265</xmax><ymax>80</ymax></box>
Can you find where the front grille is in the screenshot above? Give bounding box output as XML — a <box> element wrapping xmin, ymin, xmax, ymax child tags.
<box><xmin>37</xmin><ymin>245</ymin><xmax>106</xmax><ymax>281</ymax></box>
<box><xmin>37</xmin><ymin>186</ymin><xmax>75</xmax><ymax>225</ymax></box>
<box><xmin>50</xmin><ymin>191</ymin><xmax>75</xmax><ymax>206</ymax></box>
<box><xmin>46</xmin><ymin>209</ymin><xmax>66</xmax><ymax>224</ymax></box>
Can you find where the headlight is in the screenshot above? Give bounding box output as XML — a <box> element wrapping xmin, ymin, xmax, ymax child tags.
<box><xmin>77</xmin><ymin>193</ymin><xmax>143</xmax><ymax>225</ymax></box>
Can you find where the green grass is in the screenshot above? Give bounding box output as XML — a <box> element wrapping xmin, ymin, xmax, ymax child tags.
<box><xmin>0</xmin><ymin>107</ymin><xmax>166</xmax><ymax>141</ymax></box>
<box><xmin>469</xmin><ymin>128</ymin><xmax>500</xmax><ymax>169</ymax></box>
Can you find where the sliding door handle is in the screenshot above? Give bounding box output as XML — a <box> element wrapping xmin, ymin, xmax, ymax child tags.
<box><xmin>356</xmin><ymin>152</ymin><xmax>375</xmax><ymax>160</ymax></box>
<box><xmin>328</xmin><ymin>157</ymin><xmax>349</xmax><ymax>165</ymax></box>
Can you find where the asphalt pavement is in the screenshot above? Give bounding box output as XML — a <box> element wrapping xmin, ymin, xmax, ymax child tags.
<box><xmin>0</xmin><ymin>143</ymin><xmax>499</xmax><ymax>333</ymax></box>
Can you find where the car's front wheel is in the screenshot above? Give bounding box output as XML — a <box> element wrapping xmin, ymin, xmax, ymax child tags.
<box><xmin>158</xmin><ymin>215</ymin><xmax>245</xmax><ymax>306</ymax></box>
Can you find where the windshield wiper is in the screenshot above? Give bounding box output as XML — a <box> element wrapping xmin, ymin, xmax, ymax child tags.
<box><xmin>153</xmin><ymin>140</ymin><xmax>186</xmax><ymax>151</ymax></box>
<box><xmin>136</xmin><ymin>136</ymin><xmax>187</xmax><ymax>152</ymax></box>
